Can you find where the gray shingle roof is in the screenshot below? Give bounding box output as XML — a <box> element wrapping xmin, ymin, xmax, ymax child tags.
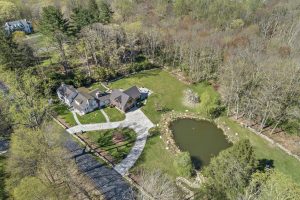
<box><xmin>5</xmin><ymin>19</ymin><xmax>32</xmax><ymax>33</ymax></box>
<box><xmin>71</xmin><ymin>93</ymin><xmax>91</xmax><ymax>112</ymax></box>
<box><xmin>110</xmin><ymin>86</ymin><xmax>141</xmax><ymax>110</ymax></box>
<box><xmin>110</xmin><ymin>89</ymin><xmax>130</xmax><ymax>109</ymax></box>
<box><xmin>57</xmin><ymin>84</ymin><xmax>77</xmax><ymax>99</ymax></box>
<box><xmin>89</xmin><ymin>89</ymin><xmax>110</xmax><ymax>102</ymax></box>
<box><xmin>124</xmin><ymin>86</ymin><xmax>141</xmax><ymax>99</ymax></box>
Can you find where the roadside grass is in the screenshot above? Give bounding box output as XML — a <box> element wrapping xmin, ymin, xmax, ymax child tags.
<box><xmin>131</xmin><ymin>134</ymin><xmax>180</xmax><ymax>178</ymax></box>
<box><xmin>0</xmin><ymin>155</ymin><xmax>8</xmax><ymax>200</ymax></box>
<box><xmin>109</xmin><ymin>69</ymin><xmax>300</xmax><ymax>184</ymax></box>
<box><xmin>53</xmin><ymin>104</ymin><xmax>77</xmax><ymax>127</ymax></box>
<box><xmin>219</xmin><ymin>117</ymin><xmax>300</xmax><ymax>185</ymax></box>
<box><xmin>77</xmin><ymin>110</ymin><xmax>107</xmax><ymax>124</ymax></box>
<box><xmin>104</xmin><ymin>107</ymin><xmax>125</xmax><ymax>122</ymax></box>
<box><xmin>85</xmin><ymin>129</ymin><xmax>137</xmax><ymax>163</ymax></box>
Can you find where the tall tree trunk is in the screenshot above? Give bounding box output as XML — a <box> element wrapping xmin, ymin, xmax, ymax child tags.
<box><xmin>58</xmin><ymin>40</ymin><xmax>69</xmax><ymax>74</ymax></box>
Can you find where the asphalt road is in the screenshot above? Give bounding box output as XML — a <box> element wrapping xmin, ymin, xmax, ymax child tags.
<box><xmin>64</xmin><ymin>138</ymin><xmax>135</xmax><ymax>200</ymax></box>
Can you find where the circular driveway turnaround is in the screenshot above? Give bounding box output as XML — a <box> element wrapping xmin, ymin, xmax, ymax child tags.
<box><xmin>67</xmin><ymin>108</ymin><xmax>154</xmax><ymax>175</ymax></box>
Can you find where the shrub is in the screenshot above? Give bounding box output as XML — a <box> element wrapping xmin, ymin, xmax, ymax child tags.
<box><xmin>230</xmin><ymin>19</ymin><xmax>245</xmax><ymax>29</ymax></box>
<box><xmin>173</xmin><ymin>151</ymin><xmax>193</xmax><ymax>177</ymax></box>
<box><xmin>148</xmin><ymin>127</ymin><xmax>160</xmax><ymax>137</ymax></box>
<box><xmin>12</xmin><ymin>31</ymin><xmax>26</xmax><ymax>42</ymax></box>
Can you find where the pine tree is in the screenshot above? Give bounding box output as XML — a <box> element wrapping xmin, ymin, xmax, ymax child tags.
<box><xmin>39</xmin><ymin>6</ymin><xmax>70</xmax><ymax>74</ymax></box>
<box><xmin>99</xmin><ymin>0</ymin><xmax>113</xmax><ymax>24</ymax></box>
<box><xmin>88</xmin><ymin>0</ymin><xmax>100</xmax><ymax>22</ymax></box>
<box><xmin>70</xmin><ymin>7</ymin><xmax>94</xmax><ymax>33</ymax></box>
<box><xmin>0</xmin><ymin>30</ymin><xmax>35</xmax><ymax>71</ymax></box>
<box><xmin>39</xmin><ymin>6</ymin><xmax>69</xmax><ymax>35</ymax></box>
<box><xmin>200</xmin><ymin>139</ymin><xmax>257</xmax><ymax>200</ymax></box>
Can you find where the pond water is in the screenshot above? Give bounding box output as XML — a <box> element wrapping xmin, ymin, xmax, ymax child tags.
<box><xmin>170</xmin><ymin>118</ymin><xmax>232</xmax><ymax>170</ymax></box>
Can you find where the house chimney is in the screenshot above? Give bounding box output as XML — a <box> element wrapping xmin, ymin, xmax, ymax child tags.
<box><xmin>96</xmin><ymin>91</ymin><xmax>101</xmax><ymax>98</ymax></box>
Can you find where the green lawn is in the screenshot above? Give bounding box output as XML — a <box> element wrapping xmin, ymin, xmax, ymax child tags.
<box><xmin>85</xmin><ymin>129</ymin><xmax>137</xmax><ymax>163</ymax></box>
<box><xmin>0</xmin><ymin>155</ymin><xmax>8</xmax><ymax>199</ymax></box>
<box><xmin>218</xmin><ymin>117</ymin><xmax>300</xmax><ymax>184</ymax></box>
<box><xmin>53</xmin><ymin>104</ymin><xmax>77</xmax><ymax>127</ymax></box>
<box><xmin>89</xmin><ymin>82</ymin><xmax>108</xmax><ymax>92</ymax></box>
<box><xmin>104</xmin><ymin>107</ymin><xmax>125</xmax><ymax>122</ymax></box>
<box><xmin>132</xmin><ymin>134</ymin><xmax>180</xmax><ymax>178</ymax></box>
<box><xmin>77</xmin><ymin>110</ymin><xmax>107</xmax><ymax>124</ymax></box>
<box><xmin>109</xmin><ymin>69</ymin><xmax>300</xmax><ymax>185</ymax></box>
<box><xmin>109</xmin><ymin>70</ymin><xmax>219</xmax><ymax>124</ymax></box>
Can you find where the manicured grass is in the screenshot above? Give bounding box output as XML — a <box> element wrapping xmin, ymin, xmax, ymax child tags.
<box><xmin>89</xmin><ymin>82</ymin><xmax>108</xmax><ymax>92</ymax></box>
<box><xmin>77</xmin><ymin>110</ymin><xmax>107</xmax><ymax>124</ymax></box>
<box><xmin>0</xmin><ymin>155</ymin><xmax>8</xmax><ymax>199</ymax></box>
<box><xmin>109</xmin><ymin>69</ymin><xmax>300</xmax><ymax>185</ymax></box>
<box><xmin>104</xmin><ymin>107</ymin><xmax>125</xmax><ymax>122</ymax></box>
<box><xmin>132</xmin><ymin>134</ymin><xmax>180</xmax><ymax>178</ymax></box>
<box><xmin>219</xmin><ymin>117</ymin><xmax>300</xmax><ymax>185</ymax></box>
<box><xmin>85</xmin><ymin>129</ymin><xmax>137</xmax><ymax>163</ymax></box>
<box><xmin>109</xmin><ymin>69</ymin><xmax>219</xmax><ymax>124</ymax></box>
<box><xmin>53</xmin><ymin>104</ymin><xmax>77</xmax><ymax>126</ymax></box>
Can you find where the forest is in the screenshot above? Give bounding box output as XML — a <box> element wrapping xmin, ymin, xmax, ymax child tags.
<box><xmin>0</xmin><ymin>0</ymin><xmax>300</xmax><ymax>199</ymax></box>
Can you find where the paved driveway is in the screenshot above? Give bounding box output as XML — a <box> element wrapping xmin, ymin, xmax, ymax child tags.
<box><xmin>67</xmin><ymin>108</ymin><xmax>154</xmax><ymax>175</ymax></box>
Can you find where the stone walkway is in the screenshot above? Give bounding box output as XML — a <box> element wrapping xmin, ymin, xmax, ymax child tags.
<box><xmin>101</xmin><ymin>109</ymin><xmax>110</xmax><ymax>122</ymax></box>
<box><xmin>71</xmin><ymin>110</ymin><xmax>82</xmax><ymax>125</ymax></box>
<box><xmin>67</xmin><ymin>108</ymin><xmax>154</xmax><ymax>175</ymax></box>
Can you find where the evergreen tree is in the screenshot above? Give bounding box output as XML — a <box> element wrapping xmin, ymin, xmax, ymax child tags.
<box><xmin>0</xmin><ymin>30</ymin><xmax>35</xmax><ymax>71</ymax></box>
<box><xmin>200</xmin><ymin>139</ymin><xmax>257</xmax><ymax>200</ymax></box>
<box><xmin>99</xmin><ymin>0</ymin><xmax>113</xmax><ymax>24</ymax></box>
<box><xmin>39</xmin><ymin>6</ymin><xmax>70</xmax><ymax>74</ymax></box>
<box><xmin>88</xmin><ymin>0</ymin><xmax>100</xmax><ymax>21</ymax></box>
<box><xmin>70</xmin><ymin>7</ymin><xmax>94</xmax><ymax>33</ymax></box>
<box><xmin>39</xmin><ymin>6</ymin><xmax>69</xmax><ymax>35</ymax></box>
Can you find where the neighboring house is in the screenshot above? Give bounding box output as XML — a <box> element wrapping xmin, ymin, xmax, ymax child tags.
<box><xmin>57</xmin><ymin>84</ymin><xmax>99</xmax><ymax>115</ymax></box>
<box><xmin>110</xmin><ymin>86</ymin><xmax>141</xmax><ymax>112</ymax></box>
<box><xmin>57</xmin><ymin>84</ymin><xmax>78</xmax><ymax>106</ymax></box>
<box><xmin>4</xmin><ymin>19</ymin><xmax>33</xmax><ymax>35</ymax></box>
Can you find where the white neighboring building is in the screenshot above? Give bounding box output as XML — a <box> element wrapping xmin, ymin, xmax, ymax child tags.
<box><xmin>71</xmin><ymin>92</ymin><xmax>98</xmax><ymax>116</ymax></box>
<box><xmin>57</xmin><ymin>84</ymin><xmax>78</xmax><ymax>106</ymax></box>
<box><xmin>57</xmin><ymin>83</ymin><xmax>111</xmax><ymax>116</ymax></box>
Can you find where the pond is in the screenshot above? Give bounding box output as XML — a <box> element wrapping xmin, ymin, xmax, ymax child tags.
<box><xmin>170</xmin><ymin>118</ymin><xmax>232</xmax><ymax>170</ymax></box>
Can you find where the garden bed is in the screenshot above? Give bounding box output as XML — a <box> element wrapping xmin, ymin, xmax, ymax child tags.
<box><xmin>83</xmin><ymin>129</ymin><xmax>137</xmax><ymax>164</ymax></box>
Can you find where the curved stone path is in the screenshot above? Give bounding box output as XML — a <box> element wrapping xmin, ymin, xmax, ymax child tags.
<box><xmin>101</xmin><ymin>109</ymin><xmax>110</xmax><ymax>122</ymax></box>
<box><xmin>71</xmin><ymin>110</ymin><xmax>82</xmax><ymax>125</ymax></box>
<box><xmin>67</xmin><ymin>108</ymin><xmax>154</xmax><ymax>175</ymax></box>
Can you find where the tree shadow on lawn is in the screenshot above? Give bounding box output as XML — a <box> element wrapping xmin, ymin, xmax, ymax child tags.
<box><xmin>257</xmin><ymin>159</ymin><xmax>274</xmax><ymax>172</ymax></box>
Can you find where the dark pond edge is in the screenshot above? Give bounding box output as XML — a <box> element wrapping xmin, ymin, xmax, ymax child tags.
<box><xmin>159</xmin><ymin>112</ymin><xmax>236</xmax><ymax>156</ymax></box>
